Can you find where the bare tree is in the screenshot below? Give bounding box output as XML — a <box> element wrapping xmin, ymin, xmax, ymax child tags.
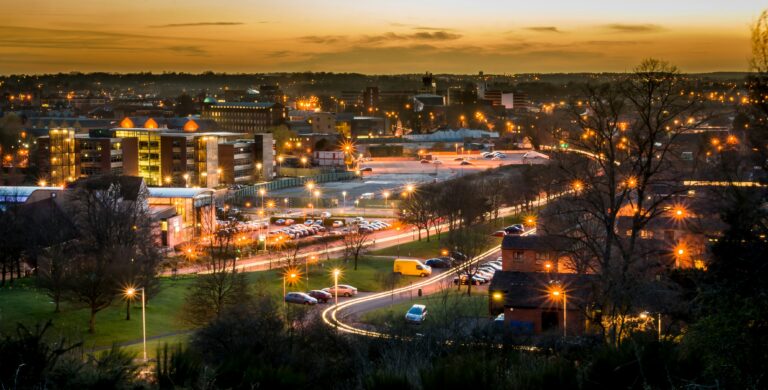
<box><xmin>342</xmin><ymin>226</ymin><xmax>372</xmax><ymax>271</ymax></box>
<box><xmin>183</xmin><ymin>221</ymin><xmax>250</xmax><ymax>327</ymax></box>
<box><xmin>546</xmin><ymin>59</ymin><xmax>705</xmax><ymax>344</ymax></box>
<box><xmin>62</xmin><ymin>176</ymin><xmax>160</xmax><ymax>333</ymax></box>
<box><xmin>36</xmin><ymin>243</ymin><xmax>73</xmax><ymax>313</ymax></box>
<box><xmin>449</xmin><ymin>227</ymin><xmax>493</xmax><ymax>296</ymax></box>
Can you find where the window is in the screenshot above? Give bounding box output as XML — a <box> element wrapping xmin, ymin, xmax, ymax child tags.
<box><xmin>513</xmin><ymin>251</ymin><xmax>524</xmax><ymax>263</ymax></box>
<box><xmin>535</xmin><ymin>251</ymin><xmax>549</xmax><ymax>264</ymax></box>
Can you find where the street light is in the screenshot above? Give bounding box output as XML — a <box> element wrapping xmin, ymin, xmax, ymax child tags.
<box><xmin>313</xmin><ymin>190</ymin><xmax>321</xmax><ymax>218</ymax></box>
<box><xmin>550</xmin><ymin>287</ymin><xmax>567</xmax><ymax>339</ymax></box>
<box><xmin>640</xmin><ymin>311</ymin><xmax>662</xmax><ymax>341</ymax></box>
<box><xmin>382</xmin><ymin>191</ymin><xmax>390</xmax><ymax>208</ymax></box>
<box><xmin>259</xmin><ymin>188</ymin><xmax>266</xmax><ymax>212</ymax></box>
<box><xmin>342</xmin><ymin>191</ymin><xmax>347</xmax><ymax>209</ymax></box>
<box><xmin>124</xmin><ymin>287</ymin><xmax>147</xmax><ymax>362</ymax></box>
<box><xmin>333</xmin><ymin>269</ymin><xmax>341</xmax><ymax>306</ymax></box>
<box><xmin>283</xmin><ymin>270</ymin><xmax>299</xmax><ymax>311</ymax></box>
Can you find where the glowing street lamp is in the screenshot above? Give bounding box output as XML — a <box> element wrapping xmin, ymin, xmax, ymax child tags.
<box><xmin>283</xmin><ymin>270</ymin><xmax>299</xmax><ymax>311</ymax></box>
<box><xmin>640</xmin><ymin>311</ymin><xmax>662</xmax><ymax>341</ymax></box>
<box><xmin>124</xmin><ymin>287</ymin><xmax>147</xmax><ymax>362</ymax></box>
<box><xmin>333</xmin><ymin>269</ymin><xmax>341</xmax><ymax>306</ymax></box>
<box><xmin>571</xmin><ymin>180</ymin><xmax>583</xmax><ymax>193</ymax></box>
<box><xmin>382</xmin><ymin>190</ymin><xmax>390</xmax><ymax>207</ymax></box>
<box><xmin>342</xmin><ymin>191</ymin><xmax>347</xmax><ymax>209</ymax></box>
<box><xmin>550</xmin><ymin>287</ymin><xmax>567</xmax><ymax>339</ymax></box>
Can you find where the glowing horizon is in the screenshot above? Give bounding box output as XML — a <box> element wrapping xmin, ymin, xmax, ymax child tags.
<box><xmin>0</xmin><ymin>0</ymin><xmax>760</xmax><ymax>74</ymax></box>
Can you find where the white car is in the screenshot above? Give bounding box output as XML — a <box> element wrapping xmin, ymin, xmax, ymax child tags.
<box><xmin>405</xmin><ymin>304</ymin><xmax>428</xmax><ymax>324</ymax></box>
<box><xmin>323</xmin><ymin>284</ymin><xmax>358</xmax><ymax>297</ymax></box>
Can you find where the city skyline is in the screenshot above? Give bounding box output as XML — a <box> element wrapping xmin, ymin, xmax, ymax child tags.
<box><xmin>0</xmin><ymin>0</ymin><xmax>760</xmax><ymax>74</ymax></box>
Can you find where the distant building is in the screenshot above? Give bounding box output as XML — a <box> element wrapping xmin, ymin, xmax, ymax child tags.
<box><xmin>201</xmin><ymin>101</ymin><xmax>286</xmax><ymax>133</ymax></box>
<box><xmin>36</xmin><ymin>118</ymin><xmax>275</xmax><ymax>187</ymax></box>
<box><xmin>309</xmin><ymin>112</ymin><xmax>336</xmax><ymax>134</ymax></box>
<box><xmin>363</xmin><ymin>87</ymin><xmax>379</xmax><ymax>114</ymax></box>
<box><xmin>351</xmin><ymin>116</ymin><xmax>385</xmax><ymax>138</ymax></box>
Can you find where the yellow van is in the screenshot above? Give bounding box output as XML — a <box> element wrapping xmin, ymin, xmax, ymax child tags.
<box><xmin>393</xmin><ymin>259</ymin><xmax>432</xmax><ymax>277</ymax></box>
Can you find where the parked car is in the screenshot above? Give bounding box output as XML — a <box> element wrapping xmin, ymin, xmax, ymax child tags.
<box><xmin>305</xmin><ymin>219</ymin><xmax>314</xmax><ymax>225</ymax></box>
<box><xmin>284</xmin><ymin>292</ymin><xmax>318</xmax><ymax>305</ymax></box>
<box><xmin>275</xmin><ymin>219</ymin><xmax>286</xmax><ymax>225</ymax></box>
<box><xmin>504</xmin><ymin>224</ymin><xmax>525</xmax><ymax>235</ymax></box>
<box><xmin>453</xmin><ymin>275</ymin><xmax>486</xmax><ymax>285</ymax></box>
<box><xmin>420</xmin><ymin>159</ymin><xmax>431</xmax><ymax>164</ymax></box>
<box><xmin>332</xmin><ymin>221</ymin><xmax>344</xmax><ymax>228</ymax></box>
<box><xmin>432</xmin><ymin>160</ymin><xmax>443</xmax><ymax>164</ymax></box>
<box><xmin>285</xmin><ymin>219</ymin><xmax>295</xmax><ymax>226</ymax></box>
<box><xmin>323</xmin><ymin>284</ymin><xmax>358</xmax><ymax>297</ymax></box>
<box><xmin>491</xmin><ymin>230</ymin><xmax>506</xmax><ymax>237</ymax></box>
<box><xmin>460</xmin><ymin>161</ymin><xmax>472</xmax><ymax>166</ymax></box>
<box><xmin>359</xmin><ymin>167</ymin><xmax>373</xmax><ymax>172</ymax></box>
<box><xmin>321</xmin><ymin>211</ymin><xmax>332</xmax><ymax>218</ymax></box>
<box><xmin>405</xmin><ymin>304</ymin><xmax>428</xmax><ymax>324</ymax></box>
<box><xmin>453</xmin><ymin>157</ymin><xmax>464</xmax><ymax>161</ymax></box>
<box><xmin>484</xmin><ymin>262</ymin><xmax>502</xmax><ymax>271</ymax></box>
<box><xmin>425</xmin><ymin>258</ymin><xmax>450</xmax><ymax>268</ymax></box>
<box><xmin>307</xmin><ymin>290</ymin><xmax>333</xmax><ymax>303</ymax></box>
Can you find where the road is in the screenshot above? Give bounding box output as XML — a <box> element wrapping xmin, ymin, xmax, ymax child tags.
<box><xmin>321</xmin><ymin>229</ymin><xmax>536</xmax><ymax>337</ymax></box>
<box><xmin>167</xmin><ymin>192</ymin><xmax>557</xmax><ymax>277</ymax></box>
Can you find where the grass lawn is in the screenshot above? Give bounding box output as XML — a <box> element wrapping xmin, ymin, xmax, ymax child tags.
<box><xmin>361</xmin><ymin>289</ymin><xmax>489</xmax><ymax>327</ymax></box>
<box><xmin>0</xmin><ymin>255</ymin><xmax>414</xmax><ymax>349</ymax></box>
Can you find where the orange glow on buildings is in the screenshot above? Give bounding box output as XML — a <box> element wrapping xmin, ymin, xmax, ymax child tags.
<box><xmin>119</xmin><ymin>117</ymin><xmax>135</xmax><ymax>128</ymax></box>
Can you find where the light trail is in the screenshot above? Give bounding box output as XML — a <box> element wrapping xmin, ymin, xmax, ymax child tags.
<box><xmin>321</xmin><ymin>229</ymin><xmax>537</xmax><ymax>337</ymax></box>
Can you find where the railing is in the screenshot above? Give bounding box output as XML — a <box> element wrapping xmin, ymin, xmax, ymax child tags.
<box><xmin>220</xmin><ymin>171</ymin><xmax>359</xmax><ymax>204</ymax></box>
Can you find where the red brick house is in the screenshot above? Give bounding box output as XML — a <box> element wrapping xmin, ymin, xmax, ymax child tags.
<box><xmin>490</xmin><ymin>234</ymin><xmax>595</xmax><ymax>336</ymax></box>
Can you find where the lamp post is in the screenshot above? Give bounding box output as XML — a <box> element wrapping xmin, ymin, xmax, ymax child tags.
<box><xmin>124</xmin><ymin>287</ymin><xmax>147</xmax><ymax>362</ymax></box>
<box><xmin>259</xmin><ymin>188</ymin><xmax>266</xmax><ymax>214</ymax></box>
<box><xmin>314</xmin><ymin>190</ymin><xmax>320</xmax><ymax>218</ymax></box>
<box><xmin>382</xmin><ymin>191</ymin><xmax>390</xmax><ymax>208</ymax></box>
<box><xmin>640</xmin><ymin>311</ymin><xmax>662</xmax><ymax>341</ymax></box>
<box><xmin>333</xmin><ymin>269</ymin><xmax>341</xmax><ymax>306</ymax></box>
<box><xmin>256</xmin><ymin>162</ymin><xmax>263</xmax><ymax>182</ymax></box>
<box><xmin>552</xmin><ymin>288</ymin><xmax>567</xmax><ymax>339</ymax></box>
<box><xmin>342</xmin><ymin>191</ymin><xmax>347</xmax><ymax>209</ymax></box>
<box><xmin>283</xmin><ymin>272</ymin><xmax>298</xmax><ymax>312</ymax></box>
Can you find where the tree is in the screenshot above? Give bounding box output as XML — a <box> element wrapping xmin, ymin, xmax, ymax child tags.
<box><xmin>450</xmin><ymin>227</ymin><xmax>493</xmax><ymax>296</ymax></box>
<box><xmin>183</xmin><ymin>221</ymin><xmax>250</xmax><ymax>326</ymax></box>
<box><xmin>63</xmin><ymin>176</ymin><xmax>159</xmax><ymax>333</ymax></box>
<box><xmin>546</xmin><ymin>59</ymin><xmax>704</xmax><ymax>344</ymax></box>
<box><xmin>0</xmin><ymin>202</ymin><xmax>25</xmax><ymax>286</ymax></box>
<box><xmin>268</xmin><ymin>124</ymin><xmax>297</xmax><ymax>155</ymax></box>
<box><xmin>342</xmin><ymin>225</ymin><xmax>372</xmax><ymax>271</ymax></box>
<box><xmin>36</xmin><ymin>243</ymin><xmax>73</xmax><ymax>313</ymax></box>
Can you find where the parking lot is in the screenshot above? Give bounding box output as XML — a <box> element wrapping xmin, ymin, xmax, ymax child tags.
<box><xmin>266</xmin><ymin>150</ymin><xmax>550</xmax><ymax>203</ymax></box>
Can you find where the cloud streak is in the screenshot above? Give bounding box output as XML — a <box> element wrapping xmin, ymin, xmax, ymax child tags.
<box><xmin>603</xmin><ymin>24</ymin><xmax>664</xmax><ymax>33</ymax></box>
<box><xmin>525</xmin><ymin>26</ymin><xmax>563</xmax><ymax>33</ymax></box>
<box><xmin>150</xmin><ymin>22</ymin><xmax>245</xmax><ymax>28</ymax></box>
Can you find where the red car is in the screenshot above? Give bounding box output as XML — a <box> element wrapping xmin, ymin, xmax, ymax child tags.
<box><xmin>307</xmin><ymin>289</ymin><xmax>333</xmax><ymax>303</ymax></box>
<box><xmin>491</xmin><ymin>230</ymin><xmax>506</xmax><ymax>237</ymax></box>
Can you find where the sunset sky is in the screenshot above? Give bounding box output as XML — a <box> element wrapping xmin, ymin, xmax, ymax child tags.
<box><xmin>0</xmin><ymin>0</ymin><xmax>762</xmax><ymax>74</ymax></box>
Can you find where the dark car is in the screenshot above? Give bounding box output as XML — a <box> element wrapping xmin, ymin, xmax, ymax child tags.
<box><xmin>420</xmin><ymin>159</ymin><xmax>431</xmax><ymax>164</ymax></box>
<box><xmin>307</xmin><ymin>289</ymin><xmax>333</xmax><ymax>303</ymax></box>
<box><xmin>460</xmin><ymin>161</ymin><xmax>472</xmax><ymax>166</ymax></box>
<box><xmin>504</xmin><ymin>224</ymin><xmax>525</xmax><ymax>235</ymax></box>
<box><xmin>450</xmin><ymin>251</ymin><xmax>467</xmax><ymax>262</ymax></box>
<box><xmin>284</xmin><ymin>292</ymin><xmax>318</xmax><ymax>305</ymax></box>
<box><xmin>425</xmin><ymin>258</ymin><xmax>450</xmax><ymax>268</ymax></box>
<box><xmin>359</xmin><ymin>167</ymin><xmax>373</xmax><ymax>172</ymax></box>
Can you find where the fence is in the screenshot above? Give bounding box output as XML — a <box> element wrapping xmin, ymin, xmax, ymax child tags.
<box><xmin>220</xmin><ymin>171</ymin><xmax>359</xmax><ymax>205</ymax></box>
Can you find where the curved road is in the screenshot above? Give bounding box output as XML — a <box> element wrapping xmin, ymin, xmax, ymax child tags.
<box><xmin>321</xmin><ymin>229</ymin><xmax>536</xmax><ymax>337</ymax></box>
